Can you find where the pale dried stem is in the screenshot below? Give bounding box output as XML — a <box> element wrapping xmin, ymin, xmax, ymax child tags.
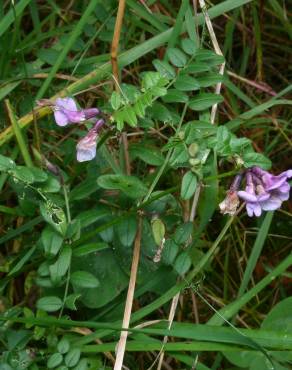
<box><xmin>227</xmin><ymin>71</ymin><xmax>277</xmax><ymax>96</ymax></box>
<box><xmin>156</xmin><ymin>293</ymin><xmax>180</xmax><ymax>370</ymax></box>
<box><xmin>114</xmin><ymin>215</ymin><xmax>143</xmax><ymax>370</ymax></box>
<box><xmin>198</xmin><ymin>0</ymin><xmax>225</xmax><ymax>124</ymax></box>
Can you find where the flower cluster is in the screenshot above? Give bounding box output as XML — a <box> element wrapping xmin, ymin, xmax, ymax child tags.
<box><xmin>220</xmin><ymin>167</ymin><xmax>292</xmax><ymax>217</ymax></box>
<box><xmin>38</xmin><ymin>97</ymin><xmax>104</xmax><ymax>162</ymax></box>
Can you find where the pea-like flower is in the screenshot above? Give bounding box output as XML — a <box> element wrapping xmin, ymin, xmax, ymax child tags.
<box><xmin>37</xmin><ymin>97</ymin><xmax>100</xmax><ymax>126</ymax></box>
<box><xmin>53</xmin><ymin>97</ymin><xmax>100</xmax><ymax>126</ymax></box>
<box><xmin>76</xmin><ymin>119</ymin><xmax>104</xmax><ymax>162</ymax></box>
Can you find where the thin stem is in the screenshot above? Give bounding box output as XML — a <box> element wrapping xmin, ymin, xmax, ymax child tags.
<box><xmin>114</xmin><ymin>214</ymin><xmax>143</xmax><ymax>370</ymax></box>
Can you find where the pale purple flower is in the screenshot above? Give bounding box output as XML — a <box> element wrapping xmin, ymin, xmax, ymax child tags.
<box><xmin>251</xmin><ymin>166</ymin><xmax>292</xmax><ymax>192</ymax></box>
<box><xmin>238</xmin><ymin>168</ymin><xmax>291</xmax><ymax>217</ymax></box>
<box><xmin>38</xmin><ymin>97</ymin><xmax>100</xmax><ymax>126</ymax></box>
<box><xmin>76</xmin><ymin>119</ymin><xmax>104</xmax><ymax>162</ymax></box>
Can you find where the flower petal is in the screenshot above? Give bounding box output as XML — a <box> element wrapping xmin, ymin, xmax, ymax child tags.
<box><xmin>83</xmin><ymin>108</ymin><xmax>100</xmax><ymax>120</ymax></box>
<box><xmin>238</xmin><ymin>191</ymin><xmax>258</xmax><ymax>202</ymax></box>
<box><xmin>54</xmin><ymin>111</ymin><xmax>69</xmax><ymax>126</ymax></box>
<box><xmin>246</xmin><ymin>203</ymin><xmax>262</xmax><ymax>217</ymax></box>
<box><xmin>76</xmin><ymin>148</ymin><xmax>96</xmax><ymax>162</ymax></box>
<box><xmin>65</xmin><ymin>110</ymin><xmax>85</xmax><ymax>123</ymax></box>
<box><xmin>55</xmin><ymin>97</ymin><xmax>78</xmax><ymax>111</ymax></box>
<box><xmin>260</xmin><ymin>196</ymin><xmax>282</xmax><ymax>211</ymax></box>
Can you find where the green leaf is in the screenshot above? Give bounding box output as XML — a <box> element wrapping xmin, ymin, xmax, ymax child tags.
<box><xmin>174</xmin><ymin>74</ymin><xmax>200</xmax><ymax>91</ymax></box>
<box><xmin>37</xmin><ymin>296</ymin><xmax>63</xmax><ymax>312</ymax></box>
<box><xmin>97</xmin><ymin>174</ymin><xmax>148</xmax><ymax>198</ymax></box>
<box><xmin>167</xmin><ymin>47</ymin><xmax>187</xmax><ymax>67</ymax></box>
<box><xmin>72</xmin><ymin>359</ymin><xmax>88</xmax><ymax>370</ymax></box>
<box><xmin>162</xmin><ymin>89</ymin><xmax>189</xmax><ymax>103</ymax></box>
<box><xmin>57</xmin><ymin>338</ymin><xmax>70</xmax><ymax>354</ymax></box>
<box><xmin>150</xmin><ymin>102</ymin><xmax>172</xmax><ymax>122</ymax></box>
<box><xmin>47</xmin><ymin>353</ymin><xmax>63</xmax><ymax>369</ymax></box>
<box><xmin>12</xmin><ymin>166</ymin><xmax>35</xmax><ymax>183</ymax></box>
<box><xmin>0</xmin><ymin>154</ymin><xmax>16</xmax><ymax>171</ymax></box>
<box><xmin>71</xmin><ymin>250</ymin><xmax>128</xmax><ymax>309</ymax></box>
<box><xmin>181</xmin><ymin>171</ymin><xmax>197</xmax><ymax>200</ymax></box>
<box><xmin>40</xmin><ymin>202</ymin><xmax>67</xmax><ymax>236</ymax></box>
<box><xmin>70</xmin><ymin>271</ymin><xmax>100</xmax><ymax>288</ymax></box>
<box><xmin>65</xmin><ymin>348</ymin><xmax>81</xmax><ymax>368</ymax></box>
<box><xmin>197</xmin><ymin>73</ymin><xmax>223</xmax><ymax>88</ymax></box>
<box><xmin>41</xmin><ymin>177</ymin><xmax>61</xmax><ymax>193</ymax></box>
<box><xmin>73</xmin><ymin>243</ymin><xmax>109</xmax><ymax>257</ymax></box>
<box><xmin>123</xmin><ymin>107</ymin><xmax>137</xmax><ymax>127</ymax></box>
<box><xmin>41</xmin><ymin>227</ymin><xmax>63</xmax><ymax>257</ymax></box>
<box><xmin>243</xmin><ymin>152</ymin><xmax>272</xmax><ymax>170</ymax></box>
<box><xmin>69</xmin><ymin>177</ymin><xmax>99</xmax><ymax>201</ymax></box>
<box><xmin>152</xmin><ymin>59</ymin><xmax>176</xmax><ymax>79</ymax></box>
<box><xmin>184</xmin><ymin>63</ymin><xmax>211</xmax><ymax>74</ymax></box>
<box><xmin>162</xmin><ymin>240</ymin><xmax>179</xmax><ymax>265</ymax></box>
<box><xmin>130</xmin><ymin>144</ymin><xmax>164</xmax><ymax>166</ymax></box>
<box><xmin>65</xmin><ymin>293</ymin><xmax>81</xmax><ymax>311</ymax></box>
<box><xmin>174</xmin><ymin>222</ymin><xmax>193</xmax><ymax>244</ymax></box>
<box><xmin>116</xmin><ymin>215</ymin><xmax>137</xmax><ymax>247</ymax></box>
<box><xmin>49</xmin><ymin>246</ymin><xmax>72</xmax><ymax>282</ymax></box>
<box><xmin>29</xmin><ymin>167</ymin><xmax>48</xmax><ymax>182</ymax></box>
<box><xmin>181</xmin><ymin>38</ymin><xmax>197</xmax><ymax>55</ymax></box>
<box><xmin>110</xmin><ymin>91</ymin><xmax>121</xmax><ymax>110</ymax></box>
<box><xmin>174</xmin><ymin>252</ymin><xmax>192</xmax><ymax>275</ymax></box>
<box><xmin>189</xmin><ymin>93</ymin><xmax>224</xmax><ymax>111</ymax></box>
<box><xmin>141</xmin><ymin>71</ymin><xmax>168</xmax><ymax>89</ymax></box>
<box><xmin>195</xmin><ymin>49</ymin><xmax>225</xmax><ymax>65</ymax></box>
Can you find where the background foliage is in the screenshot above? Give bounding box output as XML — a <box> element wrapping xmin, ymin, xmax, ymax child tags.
<box><xmin>0</xmin><ymin>0</ymin><xmax>291</xmax><ymax>369</ymax></box>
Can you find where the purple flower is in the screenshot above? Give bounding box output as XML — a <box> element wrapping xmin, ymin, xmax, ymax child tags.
<box><xmin>238</xmin><ymin>168</ymin><xmax>292</xmax><ymax>217</ymax></box>
<box><xmin>76</xmin><ymin>119</ymin><xmax>104</xmax><ymax>162</ymax></box>
<box><xmin>251</xmin><ymin>167</ymin><xmax>292</xmax><ymax>191</ymax></box>
<box><xmin>52</xmin><ymin>97</ymin><xmax>100</xmax><ymax>126</ymax></box>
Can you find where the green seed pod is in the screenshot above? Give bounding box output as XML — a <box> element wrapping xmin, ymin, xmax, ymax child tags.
<box><xmin>151</xmin><ymin>218</ymin><xmax>166</xmax><ymax>246</ymax></box>
<box><xmin>188</xmin><ymin>143</ymin><xmax>199</xmax><ymax>157</ymax></box>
